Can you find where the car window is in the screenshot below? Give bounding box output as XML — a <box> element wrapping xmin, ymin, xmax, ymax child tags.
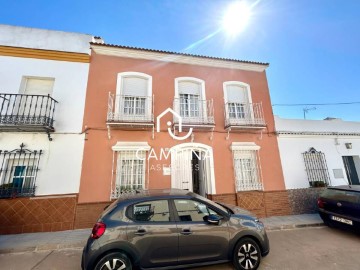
<box><xmin>174</xmin><ymin>199</ymin><xmax>218</xmax><ymax>222</ymax></box>
<box><xmin>129</xmin><ymin>200</ymin><xmax>170</xmax><ymax>222</ymax></box>
<box><xmin>322</xmin><ymin>189</ymin><xmax>360</xmax><ymax>203</ymax></box>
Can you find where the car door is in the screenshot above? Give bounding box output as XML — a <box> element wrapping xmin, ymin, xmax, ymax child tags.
<box><xmin>126</xmin><ymin>199</ymin><xmax>178</xmax><ymax>268</ymax></box>
<box><xmin>172</xmin><ymin>198</ymin><xmax>230</xmax><ymax>264</ymax></box>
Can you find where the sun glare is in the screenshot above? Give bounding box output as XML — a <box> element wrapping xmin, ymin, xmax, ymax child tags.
<box><xmin>222</xmin><ymin>1</ymin><xmax>252</xmax><ymax>36</ymax></box>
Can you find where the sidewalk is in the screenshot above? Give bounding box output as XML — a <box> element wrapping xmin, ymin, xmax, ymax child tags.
<box><xmin>0</xmin><ymin>214</ymin><xmax>323</xmax><ymax>254</ymax></box>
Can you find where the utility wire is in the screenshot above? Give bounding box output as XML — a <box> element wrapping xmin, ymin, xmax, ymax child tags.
<box><xmin>272</xmin><ymin>101</ymin><xmax>360</xmax><ymax>106</ymax></box>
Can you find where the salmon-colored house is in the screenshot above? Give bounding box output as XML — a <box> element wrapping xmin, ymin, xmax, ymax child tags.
<box><xmin>75</xmin><ymin>42</ymin><xmax>290</xmax><ymax>228</ymax></box>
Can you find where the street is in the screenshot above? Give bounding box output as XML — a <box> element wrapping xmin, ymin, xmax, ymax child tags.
<box><xmin>1</xmin><ymin>227</ymin><xmax>359</xmax><ymax>270</ymax></box>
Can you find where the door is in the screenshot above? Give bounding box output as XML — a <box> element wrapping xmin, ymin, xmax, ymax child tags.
<box><xmin>343</xmin><ymin>156</ymin><xmax>360</xmax><ymax>185</ymax></box>
<box><xmin>173</xmin><ymin>199</ymin><xmax>229</xmax><ymax>264</ymax></box>
<box><xmin>126</xmin><ymin>199</ymin><xmax>178</xmax><ymax>268</ymax></box>
<box><xmin>171</xmin><ymin>148</ymin><xmax>193</xmax><ymax>191</ymax></box>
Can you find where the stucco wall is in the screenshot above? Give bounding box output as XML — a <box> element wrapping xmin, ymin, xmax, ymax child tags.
<box><xmin>0</xmin><ymin>55</ymin><xmax>89</xmax><ymax>133</ymax></box>
<box><xmin>0</xmin><ymin>24</ymin><xmax>92</xmax><ymax>53</ymax></box>
<box><xmin>0</xmin><ymin>133</ymin><xmax>85</xmax><ymax>195</ymax></box>
<box><xmin>275</xmin><ymin>116</ymin><xmax>360</xmax><ymax>189</ymax></box>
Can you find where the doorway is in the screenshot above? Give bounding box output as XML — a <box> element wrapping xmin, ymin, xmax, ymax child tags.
<box><xmin>342</xmin><ymin>156</ymin><xmax>360</xmax><ymax>185</ymax></box>
<box><xmin>171</xmin><ymin>143</ymin><xmax>215</xmax><ymax>196</ymax></box>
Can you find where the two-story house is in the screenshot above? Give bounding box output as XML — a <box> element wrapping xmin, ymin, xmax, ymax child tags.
<box><xmin>0</xmin><ymin>25</ymin><xmax>93</xmax><ymax>234</ymax></box>
<box><xmin>75</xmin><ymin>43</ymin><xmax>290</xmax><ymax>228</ymax></box>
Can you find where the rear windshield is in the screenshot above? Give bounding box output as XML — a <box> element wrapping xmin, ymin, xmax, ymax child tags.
<box><xmin>321</xmin><ymin>189</ymin><xmax>360</xmax><ymax>203</ymax></box>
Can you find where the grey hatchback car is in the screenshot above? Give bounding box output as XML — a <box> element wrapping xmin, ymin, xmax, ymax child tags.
<box><xmin>82</xmin><ymin>189</ymin><xmax>269</xmax><ymax>270</ymax></box>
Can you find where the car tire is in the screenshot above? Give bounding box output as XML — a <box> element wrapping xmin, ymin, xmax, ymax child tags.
<box><xmin>95</xmin><ymin>252</ymin><xmax>132</xmax><ymax>270</ymax></box>
<box><xmin>233</xmin><ymin>237</ymin><xmax>261</xmax><ymax>270</ymax></box>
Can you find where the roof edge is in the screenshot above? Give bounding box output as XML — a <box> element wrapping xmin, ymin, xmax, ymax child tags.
<box><xmin>90</xmin><ymin>42</ymin><xmax>269</xmax><ymax>72</ymax></box>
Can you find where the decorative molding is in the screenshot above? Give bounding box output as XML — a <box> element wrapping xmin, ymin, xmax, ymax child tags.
<box><xmin>276</xmin><ymin>131</ymin><xmax>360</xmax><ymax>137</ymax></box>
<box><xmin>231</xmin><ymin>142</ymin><xmax>261</xmax><ymax>151</ymax></box>
<box><xmin>112</xmin><ymin>141</ymin><xmax>151</xmax><ymax>151</ymax></box>
<box><xmin>0</xmin><ymin>45</ymin><xmax>90</xmax><ymax>63</ymax></box>
<box><xmin>92</xmin><ymin>45</ymin><xmax>268</xmax><ymax>72</ymax></box>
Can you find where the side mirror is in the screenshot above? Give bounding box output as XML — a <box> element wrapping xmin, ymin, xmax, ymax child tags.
<box><xmin>204</xmin><ymin>214</ymin><xmax>223</xmax><ymax>225</ymax></box>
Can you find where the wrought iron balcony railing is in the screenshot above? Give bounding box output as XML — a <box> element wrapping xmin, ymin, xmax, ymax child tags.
<box><xmin>173</xmin><ymin>98</ymin><xmax>215</xmax><ymax>127</ymax></box>
<box><xmin>224</xmin><ymin>102</ymin><xmax>266</xmax><ymax>128</ymax></box>
<box><xmin>0</xmin><ymin>93</ymin><xmax>58</xmax><ymax>132</ymax></box>
<box><xmin>107</xmin><ymin>93</ymin><xmax>154</xmax><ymax>127</ymax></box>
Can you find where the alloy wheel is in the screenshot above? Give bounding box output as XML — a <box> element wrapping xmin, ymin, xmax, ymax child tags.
<box><xmin>100</xmin><ymin>258</ymin><xmax>127</xmax><ymax>270</ymax></box>
<box><xmin>237</xmin><ymin>242</ymin><xmax>259</xmax><ymax>269</ymax></box>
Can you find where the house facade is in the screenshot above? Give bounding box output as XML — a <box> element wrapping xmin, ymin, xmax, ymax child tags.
<box><xmin>275</xmin><ymin>116</ymin><xmax>360</xmax><ymax>214</ymax></box>
<box><xmin>0</xmin><ymin>25</ymin><xmax>92</xmax><ymax>234</ymax></box>
<box><xmin>75</xmin><ymin>43</ymin><xmax>290</xmax><ymax>228</ymax></box>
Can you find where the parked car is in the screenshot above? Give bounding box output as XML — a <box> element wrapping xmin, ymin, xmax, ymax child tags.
<box><xmin>318</xmin><ymin>185</ymin><xmax>360</xmax><ymax>231</ymax></box>
<box><xmin>82</xmin><ymin>189</ymin><xmax>269</xmax><ymax>270</ymax></box>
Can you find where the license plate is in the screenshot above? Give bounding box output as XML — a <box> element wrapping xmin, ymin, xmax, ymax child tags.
<box><xmin>331</xmin><ymin>215</ymin><xmax>353</xmax><ymax>225</ymax></box>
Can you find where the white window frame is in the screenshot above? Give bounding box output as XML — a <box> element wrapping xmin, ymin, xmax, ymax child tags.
<box><xmin>231</xmin><ymin>142</ymin><xmax>263</xmax><ymax>191</ymax></box>
<box><xmin>223</xmin><ymin>81</ymin><xmax>254</xmax><ymax>122</ymax></box>
<box><xmin>175</xmin><ymin>77</ymin><xmax>206</xmax><ymax>122</ymax></box>
<box><xmin>115</xmin><ymin>72</ymin><xmax>152</xmax><ymax>119</ymax></box>
<box><xmin>111</xmin><ymin>142</ymin><xmax>151</xmax><ymax>199</ymax></box>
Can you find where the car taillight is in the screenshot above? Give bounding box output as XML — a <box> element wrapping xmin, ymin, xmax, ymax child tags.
<box><xmin>91</xmin><ymin>222</ymin><xmax>106</xmax><ymax>239</ymax></box>
<box><xmin>317</xmin><ymin>198</ymin><xmax>325</xmax><ymax>209</ymax></box>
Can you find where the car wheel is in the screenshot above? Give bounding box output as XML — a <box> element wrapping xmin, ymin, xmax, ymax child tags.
<box><xmin>95</xmin><ymin>252</ymin><xmax>132</xmax><ymax>270</ymax></box>
<box><xmin>233</xmin><ymin>238</ymin><xmax>261</xmax><ymax>270</ymax></box>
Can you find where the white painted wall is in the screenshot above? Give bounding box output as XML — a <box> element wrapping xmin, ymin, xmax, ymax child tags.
<box><xmin>0</xmin><ymin>25</ymin><xmax>91</xmax><ymax>196</ymax></box>
<box><xmin>0</xmin><ymin>24</ymin><xmax>92</xmax><ymax>53</ymax></box>
<box><xmin>0</xmin><ymin>133</ymin><xmax>85</xmax><ymax>195</ymax></box>
<box><xmin>0</xmin><ymin>56</ymin><xmax>89</xmax><ymax>132</ymax></box>
<box><xmin>275</xmin><ymin>116</ymin><xmax>360</xmax><ymax>189</ymax></box>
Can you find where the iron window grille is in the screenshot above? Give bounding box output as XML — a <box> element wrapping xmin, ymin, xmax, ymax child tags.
<box><xmin>0</xmin><ymin>93</ymin><xmax>58</xmax><ymax>130</ymax></box>
<box><xmin>302</xmin><ymin>147</ymin><xmax>330</xmax><ymax>187</ymax></box>
<box><xmin>0</xmin><ymin>143</ymin><xmax>42</xmax><ymax>198</ymax></box>
<box><xmin>232</xmin><ymin>150</ymin><xmax>263</xmax><ymax>191</ymax></box>
<box><xmin>111</xmin><ymin>150</ymin><xmax>147</xmax><ymax>199</ymax></box>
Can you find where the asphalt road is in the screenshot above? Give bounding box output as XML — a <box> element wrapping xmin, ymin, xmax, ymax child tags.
<box><xmin>1</xmin><ymin>226</ymin><xmax>359</xmax><ymax>270</ymax></box>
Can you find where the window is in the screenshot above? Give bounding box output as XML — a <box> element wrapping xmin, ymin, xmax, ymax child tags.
<box><xmin>22</xmin><ymin>77</ymin><xmax>54</xmax><ymax>96</ymax></box>
<box><xmin>224</xmin><ymin>82</ymin><xmax>252</xmax><ymax>120</ymax></box>
<box><xmin>231</xmin><ymin>143</ymin><xmax>262</xmax><ymax>191</ymax></box>
<box><xmin>114</xmin><ymin>72</ymin><xmax>152</xmax><ymax>121</ymax></box>
<box><xmin>303</xmin><ymin>148</ymin><xmax>330</xmax><ymax>187</ymax></box>
<box><xmin>111</xmin><ymin>142</ymin><xmax>150</xmax><ymax>198</ymax></box>
<box><xmin>129</xmin><ymin>200</ymin><xmax>170</xmax><ymax>222</ymax></box>
<box><xmin>0</xmin><ymin>144</ymin><xmax>42</xmax><ymax>198</ymax></box>
<box><xmin>174</xmin><ymin>199</ymin><xmax>218</xmax><ymax>222</ymax></box>
<box><xmin>175</xmin><ymin>78</ymin><xmax>206</xmax><ymax>121</ymax></box>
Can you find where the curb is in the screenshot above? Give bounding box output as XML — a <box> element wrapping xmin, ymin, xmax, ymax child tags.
<box><xmin>0</xmin><ymin>242</ymin><xmax>86</xmax><ymax>254</ymax></box>
<box><xmin>265</xmin><ymin>222</ymin><xmax>324</xmax><ymax>231</ymax></box>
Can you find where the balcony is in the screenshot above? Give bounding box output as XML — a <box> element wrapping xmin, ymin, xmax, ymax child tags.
<box><xmin>173</xmin><ymin>98</ymin><xmax>215</xmax><ymax>130</ymax></box>
<box><xmin>224</xmin><ymin>102</ymin><xmax>266</xmax><ymax>130</ymax></box>
<box><xmin>107</xmin><ymin>93</ymin><xmax>154</xmax><ymax>129</ymax></box>
<box><xmin>0</xmin><ymin>94</ymin><xmax>57</xmax><ymax>132</ymax></box>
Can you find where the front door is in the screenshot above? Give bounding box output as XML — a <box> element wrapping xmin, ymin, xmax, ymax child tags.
<box><xmin>126</xmin><ymin>199</ymin><xmax>178</xmax><ymax>268</ymax></box>
<box><xmin>173</xmin><ymin>199</ymin><xmax>229</xmax><ymax>264</ymax></box>
<box><xmin>342</xmin><ymin>156</ymin><xmax>360</xmax><ymax>185</ymax></box>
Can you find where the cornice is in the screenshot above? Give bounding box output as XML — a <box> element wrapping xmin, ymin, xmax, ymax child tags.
<box><xmin>0</xmin><ymin>45</ymin><xmax>90</xmax><ymax>63</ymax></box>
<box><xmin>91</xmin><ymin>44</ymin><xmax>268</xmax><ymax>72</ymax></box>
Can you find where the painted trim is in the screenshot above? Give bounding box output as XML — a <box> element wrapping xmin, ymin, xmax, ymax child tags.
<box><xmin>112</xmin><ymin>141</ymin><xmax>151</xmax><ymax>151</ymax></box>
<box><xmin>223</xmin><ymin>81</ymin><xmax>253</xmax><ymax>104</ymax></box>
<box><xmin>231</xmin><ymin>142</ymin><xmax>261</xmax><ymax>151</ymax></box>
<box><xmin>0</xmin><ymin>45</ymin><xmax>90</xmax><ymax>63</ymax></box>
<box><xmin>116</xmin><ymin>72</ymin><xmax>152</xmax><ymax>97</ymax></box>
<box><xmin>92</xmin><ymin>45</ymin><xmax>267</xmax><ymax>72</ymax></box>
<box><xmin>174</xmin><ymin>77</ymin><xmax>206</xmax><ymax>100</ymax></box>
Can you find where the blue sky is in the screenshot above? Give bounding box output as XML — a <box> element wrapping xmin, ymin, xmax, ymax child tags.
<box><xmin>1</xmin><ymin>0</ymin><xmax>360</xmax><ymax>121</ymax></box>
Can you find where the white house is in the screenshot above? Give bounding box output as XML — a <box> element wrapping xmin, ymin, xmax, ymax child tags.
<box><xmin>0</xmin><ymin>25</ymin><xmax>94</xmax><ymax>234</ymax></box>
<box><xmin>275</xmin><ymin>116</ymin><xmax>360</xmax><ymax>190</ymax></box>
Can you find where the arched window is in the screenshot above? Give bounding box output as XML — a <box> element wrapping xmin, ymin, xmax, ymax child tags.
<box><xmin>223</xmin><ymin>81</ymin><xmax>252</xmax><ymax>120</ymax></box>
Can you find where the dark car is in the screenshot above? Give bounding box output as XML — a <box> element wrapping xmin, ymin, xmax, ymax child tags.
<box><xmin>82</xmin><ymin>189</ymin><xmax>269</xmax><ymax>270</ymax></box>
<box><xmin>318</xmin><ymin>185</ymin><xmax>360</xmax><ymax>230</ymax></box>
